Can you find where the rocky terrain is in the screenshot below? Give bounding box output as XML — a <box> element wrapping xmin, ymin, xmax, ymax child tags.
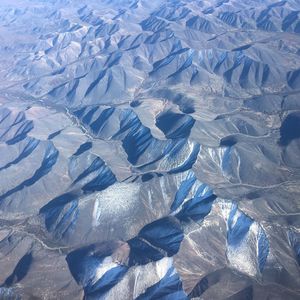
<box><xmin>0</xmin><ymin>0</ymin><xmax>299</xmax><ymax>299</ymax></box>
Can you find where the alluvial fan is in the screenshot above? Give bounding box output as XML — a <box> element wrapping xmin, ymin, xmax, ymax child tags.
<box><xmin>0</xmin><ymin>0</ymin><xmax>299</xmax><ymax>299</ymax></box>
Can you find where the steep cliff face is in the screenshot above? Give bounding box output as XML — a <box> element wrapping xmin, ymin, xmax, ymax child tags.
<box><xmin>0</xmin><ymin>0</ymin><xmax>299</xmax><ymax>299</ymax></box>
